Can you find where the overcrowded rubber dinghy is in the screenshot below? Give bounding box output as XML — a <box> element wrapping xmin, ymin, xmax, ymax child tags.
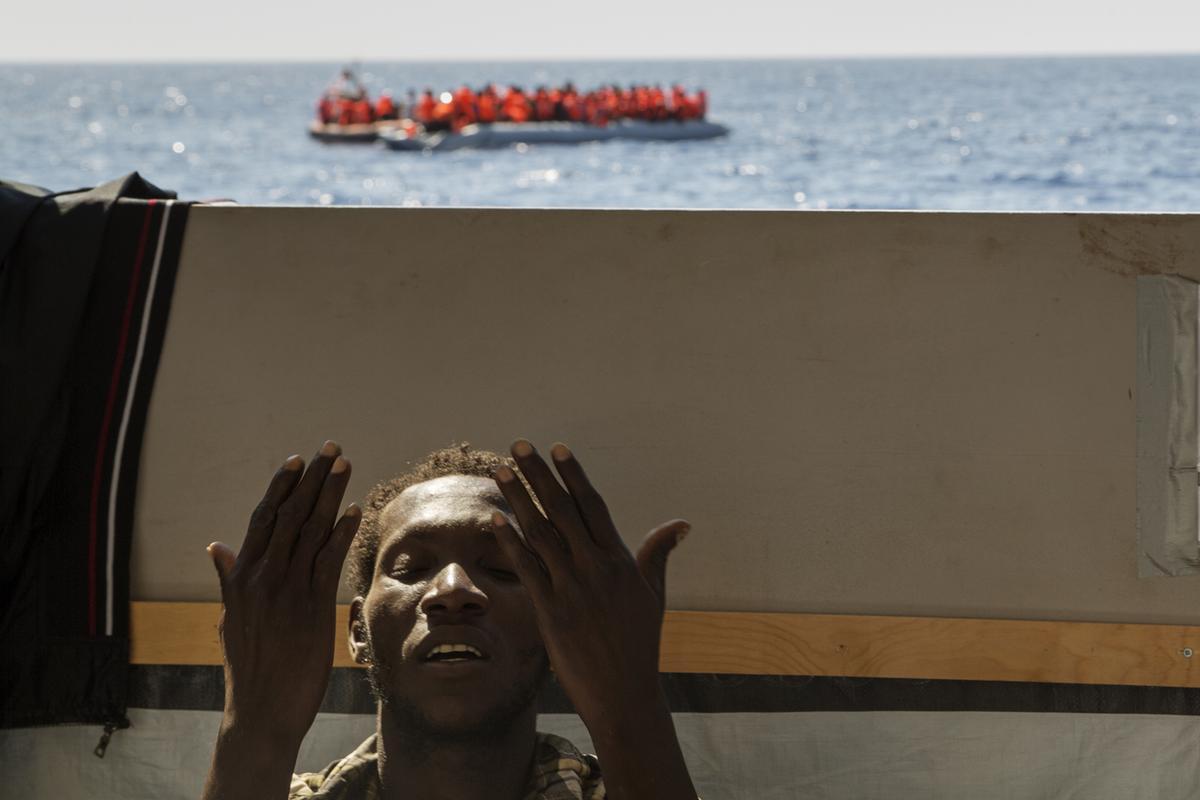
<box><xmin>378</xmin><ymin>118</ymin><xmax>730</xmax><ymax>151</ymax></box>
<box><xmin>309</xmin><ymin>70</ymin><xmax>728</xmax><ymax>149</ymax></box>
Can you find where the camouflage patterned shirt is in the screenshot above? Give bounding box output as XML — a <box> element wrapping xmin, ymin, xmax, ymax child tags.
<box><xmin>289</xmin><ymin>731</ymin><xmax>605</xmax><ymax>800</ymax></box>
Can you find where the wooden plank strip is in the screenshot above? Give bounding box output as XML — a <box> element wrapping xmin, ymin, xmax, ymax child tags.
<box><xmin>658</xmin><ymin>611</ymin><xmax>1200</xmax><ymax>688</ymax></box>
<box><xmin>129</xmin><ymin>602</ymin><xmax>1200</xmax><ymax>687</ymax></box>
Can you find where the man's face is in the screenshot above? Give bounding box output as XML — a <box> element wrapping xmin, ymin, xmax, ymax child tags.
<box><xmin>352</xmin><ymin>475</ymin><xmax>548</xmax><ymax>736</ymax></box>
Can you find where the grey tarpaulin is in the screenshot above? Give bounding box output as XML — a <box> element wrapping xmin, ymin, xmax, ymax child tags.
<box><xmin>1136</xmin><ymin>274</ymin><xmax>1200</xmax><ymax>577</ymax></box>
<box><xmin>6</xmin><ymin>668</ymin><xmax>1200</xmax><ymax>797</ymax></box>
<box><xmin>2</xmin><ymin>708</ymin><xmax>1198</xmax><ymax>799</ymax></box>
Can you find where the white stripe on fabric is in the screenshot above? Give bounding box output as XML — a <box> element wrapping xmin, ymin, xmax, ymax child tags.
<box><xmin>106</xmin><ymin>200</ymin><xmax>174</xmax><ymax>635</ymax></box>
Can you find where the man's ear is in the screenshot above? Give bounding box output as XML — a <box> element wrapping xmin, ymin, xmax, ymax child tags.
<box><xmin>348</xmin><ymin>596</ymin><xmax>369</xmax><ymax>665</ymax></box>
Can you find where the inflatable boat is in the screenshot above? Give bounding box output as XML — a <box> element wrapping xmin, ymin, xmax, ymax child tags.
<box><xmin>378</xmin><ymin>118</ymin><xmax>730</xmax><ymax>152</ymax></box>
<box><xmin>307</xmin><ymin>120</ymin><xmax>410</xmax><ymax>144</ymax></box>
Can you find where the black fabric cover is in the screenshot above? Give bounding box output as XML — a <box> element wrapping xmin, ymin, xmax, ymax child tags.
<box><xmin>128</xmin><ymin>666</ymin><xmax>1200</xmax><ymax>717</ymax></box>
<box><xmin>0</xmin><ymin>174</ymin><xmax>189</xmax><ymax>729</ymax></box>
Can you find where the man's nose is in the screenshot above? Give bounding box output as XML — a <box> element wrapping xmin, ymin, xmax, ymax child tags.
<box><xmin>420</xmin><ymin>563</ymin><xmax>489</xmax><ymax>617</ymax></box>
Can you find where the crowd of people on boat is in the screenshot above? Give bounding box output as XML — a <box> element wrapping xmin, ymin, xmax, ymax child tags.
<box><xmin>316</xmin><ymin>71</ymin><xmax>708</xmax><ymax>131</ymax></box>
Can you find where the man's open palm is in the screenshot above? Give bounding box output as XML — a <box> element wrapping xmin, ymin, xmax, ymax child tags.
<box><xmin>490</xmin><ymin>439</ymin><xmax>689</xmax><ymax>729</ymax></box>
<box><xmin>207</xmin><ymin>441</ymin><xmax>360</xmax><ymax>751</ymax></box>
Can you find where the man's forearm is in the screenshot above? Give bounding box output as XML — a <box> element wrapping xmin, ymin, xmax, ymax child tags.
<box><xmin>201</xmin><ymin>720</ymin><xmax>300</xmax><ymax>800</ymax></box>
<box><xmin>586</xmin><ymin>687</ymin><xmax>697</xmax><ymax>800</ymax></box>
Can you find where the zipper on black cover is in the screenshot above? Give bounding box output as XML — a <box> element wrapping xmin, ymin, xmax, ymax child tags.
<box><xmin>93</xmin><ymin>715</ymin><xmax>130</xmax><ymax>758</ymax></box>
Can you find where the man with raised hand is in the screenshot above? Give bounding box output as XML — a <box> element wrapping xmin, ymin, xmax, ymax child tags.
<box><xmin>201</xmin><ymin>439</ymin><xmax>698</xmax><ymax>800</ymax></box>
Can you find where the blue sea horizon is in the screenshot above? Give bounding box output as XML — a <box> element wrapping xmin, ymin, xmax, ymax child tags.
<box><xmin>4</xmin><ymin>56</ymin><xmax>1199</xmax><ymax>210</ymax></box>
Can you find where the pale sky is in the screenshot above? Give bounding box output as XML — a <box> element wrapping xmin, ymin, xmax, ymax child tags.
<box><xmin>8</xmin><ymin>0</ymin><xmax>1200</xmax><ymax>61</ymax></box>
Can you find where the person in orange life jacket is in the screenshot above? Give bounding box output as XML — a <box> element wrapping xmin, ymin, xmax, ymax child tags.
<box><xmin>597</xmin><ymin>86</ymin><xmax>616</xmax><ymax>121</ymax></box>
<box><xmin>375</xmin><ymin>92</ymin><xmax>397</xmax><ymax>121</ymax></box>
<box><xmin>477</xmin><ymin>86</ymin><xmax>498</xmax><ymax>124</ymax></box>
<box><xmin>502</xmin><ymin>86</ymin><xmax>531</xmax><ymax>123</ymax></box>
<box><xmin>670</xmin><ymin>85</ymin><xmax>696</xmax><ymax>121</ymax></box>
<box><xmin>533</xmin><ymin>87</ymin><xmax>555</xmax><ymax>122</ymax></box>
<box><xmin>453</xmin><ymin>85</ymin><xmax>478</xmax><ymax>129</ymax></box>
<box><xmin>415</xmin><ymin>89</ymin><xmax>437</xmax><ymax>124</ymax></box>
<box><xmin>351</xmin><ymin>96</ymin><xmax>375</xmax><ymax>125</ymax></box>
<box><xmin>582</xmin><ymin>92</ymin><xmax>605</xmax><ymax>126</ymax></box>
<box><xmin>635</xmin><ymin>86</ymin><xmax>652</xmax><ymax>119</ymax></box>
<box><xmin>559</xmin><ymin>83</ymin><xmax>584</xmax><ymax>123</ymax></box>
<box><xmin>337</xmin><ymin>97</ymin><xmax>354</xmax><ymax>125</ymax></box>
<box><xmin>669</xmin><ymin>85</ymin><xmax>684</xmax><ymax>119</ymax></box>
<box><xmin>619</xmin><ymin>87</ymin><xmax>636</xmax><ymax>119</ymax></box>
<box><xmin>317</xmin><ymin>95</ymin><xmax>336</xmax><ymax>124</ymax></box>
<box><xmin>595</xmin><ymin>86</ymin><xmax>619</xmax><ymax>125</ymax></box>
<box><xmin>648</xmin><ymin>86</ymin><xmax>667</xmax><ymax>121</ymax></box>
<box><xmin>425</xmin><ymin>91</ymin><xmax>454</xmax><ymax>131</ymax></box>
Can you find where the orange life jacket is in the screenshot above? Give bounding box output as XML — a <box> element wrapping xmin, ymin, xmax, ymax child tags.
<box><xmin>352</xmin><ymin>99</ymin><xmax>373</xmax><ymax>124</ymax></box>
<box><xmin>477</xmin><ymin>93</ymin><xmax>497</xmax><ymax>123</ymax></box>
<box><xmin>634</xmin><ymin>88</ymin><xmax>651</xmax><ymax>118</ymax></box>
<box><xmin>670</xmin><ymin>87</ymin><xmax>685</xmax><ymax>117</ymax></box>
<box><xmin>649</xmin><ymin>88</ymin><xmax>666</xmax><ymax>120</ymax></box>
<box><xmin>432</xmin><ymin>100</ymin><xmax>454</xmax><ymax>123</ymax></box>
<box><xmin>601</xmin><ymin>90</ymin><xmax>620</xmax><ymax>119</ymax></box>
<box><xmin>583</xmin><ymin>94</ymin><xmax>601</xmax><ymax>125</ymax></box>
<box><xmin>619</xmin><ymin>90</ymin><xmax>635</xmax><ymax>118</ymax></box>
<box><xmin>534</xmin><ymin>90</ymin><xmax>554</xmax><ymax>121</ymax></box>
<box><xmin>502</xmin><ymin>90</ymin><xmax>531</xmax><ymax>123</ymax></box>
<box><xmin>561</xmin><ymin>91</ymin><xmax>583</xmax><ymax>122</ymax></box>
<box><xmin>416</xmin><ymin>93</ymin><xmax>437</xmax><ymax>123</ymax></box>
<box><xmin>318</xmin><ymin>97</ymin><xmax>335</xmax><ymax>124</ymax></box>
<box><xmin>454</xmin><ymin>87</ymin><xmax>477</xmax><ymax>121</ymax></box>
<box><xmin>375</xmin><ymin>95</ymin><xmax>396</xmax><ymax>119</ymax></box>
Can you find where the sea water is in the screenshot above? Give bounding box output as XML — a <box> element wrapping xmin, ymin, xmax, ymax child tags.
<box><xmin>3</xmin><ymin>57</ymin><xmax>1200</xmax><ymax>210</ymax></box>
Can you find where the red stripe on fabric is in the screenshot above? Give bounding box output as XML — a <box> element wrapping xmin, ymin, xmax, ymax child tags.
<box><xmin>87</xmin><ymin>200</ymin><xmax>158</xmax><ymax>636</ymax></box>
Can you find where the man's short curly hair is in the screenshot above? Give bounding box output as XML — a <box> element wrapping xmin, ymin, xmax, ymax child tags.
<box><xmin>346</xmin><ymin>443</ymin><xmax>516</xmax><ymax>598</ymax></box>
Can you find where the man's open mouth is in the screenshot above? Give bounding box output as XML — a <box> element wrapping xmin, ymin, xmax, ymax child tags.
<box><xmin>424</xmin><ymin>643</ymin><xmax>487</xmax><ymax>662</ymax></box>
